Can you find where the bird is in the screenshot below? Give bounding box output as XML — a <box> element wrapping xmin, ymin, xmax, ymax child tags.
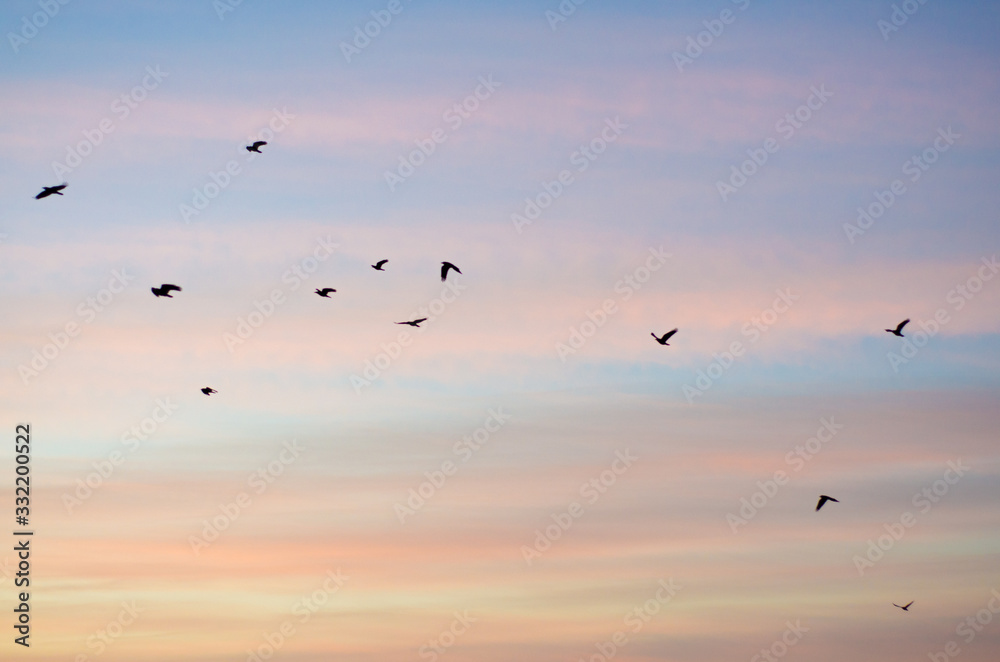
<box><xmin>151</xmin><ymin>284</ymin><xmax>182</xmax><ymax>298</ymax></box>
<box><xmin>893</xmin><ymin>601</ymin><xmax>914</xmax><ymax>611</ymax></box>
<box><xmin>886</xmin><ymin>319</ymin><xmax>909</xmax><ymax>337</ymax></box>
<box><xmin>35</xmin><ymin>184</ymin><xmax>67</xmax><ymax>199</ymax></box>
<box><xmin>651</xmin><ymin>329</ymin><xmax>678</xmax><ymax>345</ymax></box>
<box><xmin>816</xmin><ymin>495</ymin><xmax>839</xmax><ymax>511</ymax></box>
<box><xmin>201</xmin><ymin>387</ymin><xmax>218</xmax><ymax>396</ymax></box>
<box><xmin>246</xmin><ymin>141</ymin><xmax>267</xmax><ymax>153</ymax></box>
<box><xmin>440</xmin><ymin>261</ymin><xmax>462</xmax><ymax>281</ymax></box>
<box><xmin>372</xmin><ymin>260</ymin><xmax>388</xmax><ymax>271</ymax></box>
<box><xmin>396</xmin><ymin>318</ymin><xmax>428</xmax><ymax>328</ymax></box>
<box><xmin>315</xmin><ymin>288</ymin><xmax>337</xmax><ymax>297</ymax></box>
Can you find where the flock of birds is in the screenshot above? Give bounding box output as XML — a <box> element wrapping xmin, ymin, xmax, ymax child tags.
<box><xmin>35</xmin><ymin>145</ymin><xmax>918</xmax><ymax>613</ymax></box>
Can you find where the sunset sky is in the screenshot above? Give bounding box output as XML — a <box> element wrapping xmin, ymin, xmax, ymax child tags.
<box><xmin>2</xmin><ymin>1</ymin><xmax>999</xmax><ymax>661</ymax></box>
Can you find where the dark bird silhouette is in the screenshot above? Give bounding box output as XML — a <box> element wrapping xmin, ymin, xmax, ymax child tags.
<box><xmin>651</xmin><ymin>329</ymin><xmax>678</xmax><ymax>346</ymax></box>
<box><xmin>151</xmin><ymin>284</ymin><xmax>182</xmax><ymax>298</ymax></box>
<box><xmin>396</xmin><ymin>318</ymin><xmax>428</xmax><ymax>328</ymax></box>
<box><xmin>246</xmin><ymin>141</ymin><xmax>267</xmax><ymax>153</ymax></box>
<box><xmin>816</xmin><ymin>495</ymin><xmax>839</xmax><ymax>511</ymax></box>
<box><xmin>886</xmin><ymin>319</ymin><xmax>909</xmax><ymax>337</ymax></box>
<box><xmin>893</xmin><ymin>601</ymin><xmax>914</xmax><ymax>611</ymax></box>
<box><xmin>315</xmin><ymin>288</ymin><xmax>337</xmax><ymax>297</ymax></box>
<box><xmin>441</xmin><ymin>261</ymin><xmax>461</xmax><ymax>281</ymax></box>
<box><xmin>372</xmin><ymin>260</ymin><xmax>388</xmax><ymax>271</ymax></box>
<box><xmin>201</xmin><ymin>387</ymin><xmax>218</xmax><ymax>396</ymax></box>
<box><xmin>35</xmin><ymin>184</ymin><xmax>67</xmax><ymax>199</ymax></box>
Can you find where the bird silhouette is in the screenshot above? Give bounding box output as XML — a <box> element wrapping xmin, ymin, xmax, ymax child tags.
<box><xmin>372</xmin><ymin>260</ymin><xmax>388</xmax><ymax>271</ymax></box>
<box><xmin>441</xmin><ymin>261</ymin><xmax>461</xmax><ymax>281</ymax></box>
<box><xmin>816</xmin><ymin>495</ymin><xmax>839</xmax><ymax>511</ymax></box>
<box><xmin>315</xmin><ymin>288</ymin><xmax>337</xmax><ymax>297</ymax></box>
<box><xmin>396</xmin><ymin>318</ymin><xmax>428</xmax><ymax>327</ymax></box>
<box><xmin>246</xmin><ymin>141</ymin><xmax>267</xmax><ymax>153</ymax></box>
<box><xmin>886</xmin><ymin>319</ymin><xmax>909</xmax><ymax>337</ymax></box>
<box><xmin>151</xmin><ymin>284</ymin><xmax>182</xmax><ymax>298</ymax></box>
<box><xmin>201</xmin><ymin>387</ymin><xmax>217</xmax><ymax>396</ymax></box>
<box><xmin>651</xmin><ymin>329</ymin><xmax>678</xmax><ymax>345</ymax></box>
<box><xmin>893</xmin><ymin>601</ymin><xmax>914</xmax><ymax>611</ymax></box>
<box><xmin>35</xmin><ymin>184</ymin><xmax>67</xmax><ymax>199</ymax></box>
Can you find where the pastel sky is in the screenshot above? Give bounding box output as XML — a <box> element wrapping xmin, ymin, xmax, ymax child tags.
<box><xmin>2</xmin><ymin>1</ymin><xmax>999</xmax><ymax>661</ymax></box>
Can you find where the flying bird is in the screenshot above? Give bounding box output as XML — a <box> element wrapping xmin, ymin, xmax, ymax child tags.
<box><xmin>151</xmin><ymin>284</ymin><xmax>182</xmax><ymax>298</ymax></box>
<box><xmin>35</xmin><ymin>184</ymin><xmax>67</xmax><ymax>199</ymax></box>
<box><xmin>315</xmin><ymin>288</ymin><xmax>337</xmax><ymax>297</ymax></box>
<box><xmin>201</xmin><ymin>387</ymin><xmax>217</xmax><ymax>396</ymax></box>
<box><xmin>816</xmin><ymin>495</ymin><xmax>839</xmax><ymax>511</ymax></box>
<box><xmin>893</xmin><ymin>601</ymin><xmax>914</xmax><ymax>611</ymax></box>
<box><xmin>440</xmin><ymin>261</ymin><xmax>461</xmax><ymax>281</ymax></box>
<box><xmin>246</xmin><ymin>141</ymin><xmax>267</xmax><ymax>153</ymax></box>
<box><xmin>372</xmin><ymin>260</ymin><xmax>388</xmax><ymax>271</ymax></box>
<box><xmin>651</xmin><ymin>329</ymin><xmax>678</xmax><ymax>345</ymax></box>
<box><xmin>886</xmin><ymin>319</ymin><xmax>909</xmax><ymax>337</ymax></box>
<box><xmin>396</xmin><ymin>318</ymin><xmax>428</xmax><ymax>328</ymax></box>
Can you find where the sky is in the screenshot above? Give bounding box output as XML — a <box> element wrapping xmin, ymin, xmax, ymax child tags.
<box><xmin>2</xmin><ymin>0</ymin><xmax>999</xmax><ymax>660</ymax></box>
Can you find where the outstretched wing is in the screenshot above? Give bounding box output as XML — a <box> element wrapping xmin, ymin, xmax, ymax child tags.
<box><xmin>904</xmin><ymin>601</ymin><xmax>914</xmax><ymax>609</ymax></box>
<box><xmin>663</xmin><ymin>328</ymin><xmax>678</xmax><ymax>341</ymax></box>
<box><xmin>161</xmin><ymin>284</ymin><xmax>182</xmax><ymax>293</ymax></box>
<box><xmin>375</xmin><ymin>260</ymin><xmax>388</xmax><ymax>268</ymax></box>
<box><xmin>252</xmin><ymin>141</ymin><xmax>267</xmax><ymax>149</ymax></box>
<box><xmin>896</xmin><ymin>319</ymin><xmax>910</xmax><ymax>333</ymax></box>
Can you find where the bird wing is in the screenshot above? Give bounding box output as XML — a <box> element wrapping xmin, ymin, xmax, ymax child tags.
<box><xmin>35</xmin><ymin>189</ymin><xmax>51</xmax><ymax>199</ymax></box>
<box><xmin>904</xmin><ymin>601</ymin><xmax>913</xmax><ymax>609</ymax></box>
<box><xmin>253</xmin><ymin>141</ymin><xmax>266</xmax><ymax>148</ymax></box>
<box><xmin>414</xmin><ymin>318</ymin><xmax>427</xmax><ymax>324</ymax></box>
<box><xmin>162</xmin><ymin>284</ymin><xmax>182</xmax><ymax>293</ymax></box>
<box><xmin>897</xmin><ymin>319</ymin><xmax>910</xmax><ymax>332</ymax></box>
<box><xmin>375</xmin><ymin>260</ymin><xmax>387</xmax><ymax>268</ymax></box>
<box><xmin>663</xmin><ymin>328</ymin><xmax>678</xmax><ymax>340</ymax></box>
<box><xmin>440</xmin><ymin>263</ymin><xmax>450</xmax><ymax>280</ymax></box>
